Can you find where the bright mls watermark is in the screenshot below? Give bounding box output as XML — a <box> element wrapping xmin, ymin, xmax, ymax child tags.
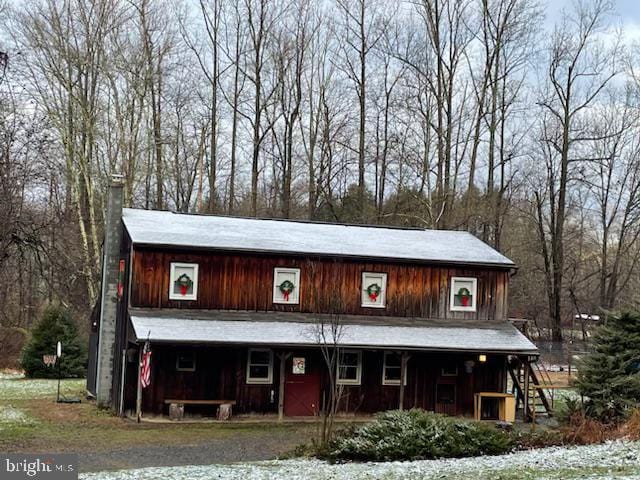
<box><xmin>1</xmin><ymin>454</ymin><xmax>77</xmax><ymax>480</ymax></box>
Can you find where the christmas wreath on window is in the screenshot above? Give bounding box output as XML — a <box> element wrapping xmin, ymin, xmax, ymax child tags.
<box><xmin>456</xmin><ymin>287</ymin><xmax>472</xmax><ymax>307</ymax></box>
<box><xmin>366</xmin><ymin>283</ymin><xmax>382</xmax><ymax>302</ymax></box>
<box><xmin>279</xmin><ymin>280</ymin><xmax>295</xmax><ymax>301</ymax></box>
<box><xmin>175</xmin><ymin>273</ymin><xmax>193</xmax><ymax>296</ymax></box>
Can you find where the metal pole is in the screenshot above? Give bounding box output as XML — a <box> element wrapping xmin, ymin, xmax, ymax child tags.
<box><xmin>56</xmin><ymin>355</ymin><xmax>61</xmax><ymax>402</ymax></box>
<box><xmin>56</xmin><ymin>341</ymin><xmax>62</xmax><ymax>403</ymax></box>
<box><xmin>136</xmin><ymin>347</ymin><xmax>142</xmax><ymax>422</ymax></box>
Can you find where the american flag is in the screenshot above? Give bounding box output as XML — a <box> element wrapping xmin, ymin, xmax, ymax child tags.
<box><xmin>140</xmin><ymin>340</ymin><xmax>152</xmax><ymax>389</ymax></box>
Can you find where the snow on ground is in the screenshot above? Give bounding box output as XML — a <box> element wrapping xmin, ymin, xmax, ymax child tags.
<box><xmin>553</xmin><ymin>387</ymin><xmax>579</xmax><ymax>399</ymax></box>
<box><xmin>0</xmin><ymin>404</ymin><xmax>33</xmax><ymax>434</ymax></box>
<box><xmin>80</xmin><ymin>441</ymin><xmax>640</xmax><ymax>480</ymax></box>
<box><xmin>0</xmin><ymin>371</ymin><xmax>85</xmax><ymax>400</ymax></box>
<box><xmin>0</xmin><ymin>405</ymin><xmax>31</xmax><ymax>425</ymax></box>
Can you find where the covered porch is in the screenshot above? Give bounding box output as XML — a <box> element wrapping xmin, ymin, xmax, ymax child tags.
<box><xmin>124</xmin><ymin>309</ymin><xmax>538</xmax><ymax>421</ymax></box>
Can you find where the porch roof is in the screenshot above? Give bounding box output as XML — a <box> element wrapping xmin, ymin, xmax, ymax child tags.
<box><xmin>130</xmin><ymin>309</ymin><xmax>538</xmax><ymax>355</ymax></box>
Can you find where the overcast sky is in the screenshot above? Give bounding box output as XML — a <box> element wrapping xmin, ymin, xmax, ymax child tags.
<box><xmin>545</xmin><ymin>0</ymin><xmax>640</xmax><ymax>38</ymax></box>
<box><xmin>617</xmin><ymin>0</ymin><xmax>640</xmax><ymax>19</ymax></box>
<box><xmin>615</xmin><ymin>0</ymin><xmax>640</xmax><ymax>42</ymax></box>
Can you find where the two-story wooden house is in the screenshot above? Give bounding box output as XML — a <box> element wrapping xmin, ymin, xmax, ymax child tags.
<box><xmin>89</xmin><ymin>178</ymin><xmax>538</xmax><ymax>420</ymax></box>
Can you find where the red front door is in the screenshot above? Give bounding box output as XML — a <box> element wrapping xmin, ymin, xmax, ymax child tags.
<box><xmin>284</xmin><ymin>357</ymin><xmax>320</xmax><ymax>416</ymax></box>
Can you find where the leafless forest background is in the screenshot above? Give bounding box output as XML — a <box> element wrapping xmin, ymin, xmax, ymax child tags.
<box><xmin>1</xmin><ymin>0</ymin><xmax>639</xmax><ymax>361</ymax></box>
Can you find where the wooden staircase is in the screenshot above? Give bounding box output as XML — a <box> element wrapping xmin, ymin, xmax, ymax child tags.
<box><xmin>508</xmin><ymin>356</ymin><xmax>554</xmax><ymax>421</ymax></box>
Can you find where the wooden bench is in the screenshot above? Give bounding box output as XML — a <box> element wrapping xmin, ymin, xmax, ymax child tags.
<box><xmin>164</xmin><ymin>399</ymin><xmax>237</xmax><ymax>421</ymax></box>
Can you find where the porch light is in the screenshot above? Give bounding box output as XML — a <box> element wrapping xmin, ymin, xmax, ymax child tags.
<box><xmin>478</xmin><ymin>354</ymin><xmax>487</xmax><ymax>363</ymax></box>
<box><xmin>463</xmin><ymin>360</ymin><xmax>475</xmax><ymax>373</ymax></box>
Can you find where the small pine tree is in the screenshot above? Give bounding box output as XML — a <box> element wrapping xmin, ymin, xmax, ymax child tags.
<box><xmin>576</xmin><ymin>311</ymin><xmax>640</xmax><ymax>421</ymax></box>
<box><xmin>21</xmin><ymin>305</ymin><xmax>87</xmax><ymax>378</ymax></box>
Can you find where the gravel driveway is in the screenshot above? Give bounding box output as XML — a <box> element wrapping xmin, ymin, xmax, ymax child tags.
<box><xmin>79</xmin><ymin>426</ymin><xmax>309</xmax><ymax>472</ymax></box>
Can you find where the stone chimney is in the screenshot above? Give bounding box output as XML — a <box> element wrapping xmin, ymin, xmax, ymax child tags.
<box><xmin>96</xmin><ymin>174</ymin><xmax>124</xmax><ymax>408</ymax></box>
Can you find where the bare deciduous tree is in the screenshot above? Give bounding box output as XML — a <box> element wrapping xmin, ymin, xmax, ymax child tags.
<box><xmin>533</xmin><ymin>0</ymin><xmax>619</xmax><ymax>341</ymax></box>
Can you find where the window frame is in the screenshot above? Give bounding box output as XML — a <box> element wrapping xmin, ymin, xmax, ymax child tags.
<box><xmin>169</xmin><ymin>262</ymin><xmax>199</xmax><ymax>301</ymax></box>
<box><xmin>272</xmin><ymin>267</ymin><xmax>301</xmax><ymax>305</ymax></box>
<box><xmin>449</xmin><ymin>276</ymin><xmax>478</xmax><ymax>312</ymax></box>
<box><xmin>175</xmin><ymin>351</ymin><xmax>196</xmax><ymax>372</ymax></box>
<box><xmin>440</xmin><ymin>365</ymin><xmax>458</xmax><ymax>377</ymax></box>
<box><xmin>246</xmin><ymin>348</ymin><xmax>274</xmax><ymax>384</ymax></box>
<box><xmin>382</xmin><ymin>351</ymin><xmax>407</xmax><ymax>386</ymax></box>
<box><xmin>337</xmin><ymin>350</ymin><xmax>362</xmax><ymax>385</ymax></box>
<box><xmin>361</xmin><ymin>272</ymin><xmax>388</xmax><ymax>308</ymax></box>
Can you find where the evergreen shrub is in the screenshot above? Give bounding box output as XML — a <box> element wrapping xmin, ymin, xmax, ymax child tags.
<box><xmin>21</xmin><ymin>305</ymin><xmax>87</xmax><ymax>378</ymax></box>
<box><xmin>327</xmin><ymin>409</ymin><xmax>513</xmax><ymax>462</ymax></box>
<box><xmin>576</xmin><ymin>311</ymin><xmax>640</xmax><ymax>421</ymax></box>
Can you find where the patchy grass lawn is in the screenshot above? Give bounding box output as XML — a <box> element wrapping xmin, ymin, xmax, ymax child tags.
<box><xmin>0</xmin><ymin>370</ymin><xmax>86</xmax><ymax>400</ymax></box>
<box><xmin>3</xmin><ymin>371</ymin><xmax>639</xmax><ymax>479</ymax></box>
<box><xmin>0</xmin><ymin>371</ymin><xmax>314</xmax><ymax>457</ymax></box>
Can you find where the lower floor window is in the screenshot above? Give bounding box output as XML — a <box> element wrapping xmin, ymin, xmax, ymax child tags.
<box><xmin>246</xmin><ymin>349</ymin><xmax>273</xmax><ymax>384</ymax></box>
<box><xmin>337</xmin><ymin>350</ymin><xmax>362</xmax><ymax>385</ymax></box>
<box><xmin>176</xmin><ymin>351</ymin><xmax>196</xmax><ymax>371</ymax></box>
<box><xmin>382</xmin><ymin>352</ymin><xmax>403</xmax><ymax>385</ymax></box>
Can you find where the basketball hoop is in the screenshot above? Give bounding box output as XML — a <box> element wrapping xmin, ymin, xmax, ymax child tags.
<box><xmin>43</xmin><ymin>355</ymin><xmax>57</xmax><ymax>367</ymax></box>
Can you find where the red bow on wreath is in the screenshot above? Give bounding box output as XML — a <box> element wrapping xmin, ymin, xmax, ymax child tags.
<box><xmin>279</xmin><ymin>280</ymin><xmax>295</xmax><ymax>301</ymax></box>
<box><xmin>175</xmin><ymin>273</ymin><xmax>193</xmax><ymax>296</ymax></box>
<box><xmin>366</xmin><ymin>283</ymin><xmax>382</xmax><ymax>302</ymax></box>
<box><xmin>457</xmin><ymin>287</ymin><xmax>471</xmax><ymax>307</ymax></box>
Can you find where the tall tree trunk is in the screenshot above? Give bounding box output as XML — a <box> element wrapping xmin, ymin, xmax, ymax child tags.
<box><xmin>357</xmin><ymin>1</ymin><xmax>366</xmax><ymax>220</ymax></box>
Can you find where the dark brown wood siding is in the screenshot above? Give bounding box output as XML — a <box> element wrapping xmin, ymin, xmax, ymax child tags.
<box><xmin>132</xmin><ymin>345</ymin><xmax>506</xmax><ymax>417</ymax></box>
<box><xmin>138</xmin><ymin>345</ymin><xmax>267</xmax><ymax>415</ymax></box>
<box><xmin>339</xmin><ymin>351</ymin><xmax>505</xmax><ymax>415</ymax></box>
<box><xmin>130</xmin><ymin>248</ymin><xmax>510</xmax><ymax>320</ymax></box>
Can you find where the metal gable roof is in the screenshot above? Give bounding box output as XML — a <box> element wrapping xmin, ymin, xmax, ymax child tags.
<box><xmin>122</xmin><ymin>208</ymin><xmax>515</xmax><ymax>267</ymax></box>
<box><xmin>130</xmin><ymin>309</ymin><xmax>537</xmax><ymax>354</ymax></box>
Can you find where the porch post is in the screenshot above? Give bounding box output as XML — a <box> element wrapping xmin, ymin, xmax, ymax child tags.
<box><xmin>399</xmin><ymin>352</ymin><xmax>410</xmax><ymax>411</ymax></box>
<box><xmin>522</xmin><ymin>357</ymin><xmax>530</xmax><ymax>422</ymax></box>
<box><xmin>277</xmin><ymin>352</ymin><xmax>292</xmax><ymax>421</ymax></box>
<box><xmin>135</xmin><ymin>347</ymin><xmax>142</xmax><ymax>423</ymax></box>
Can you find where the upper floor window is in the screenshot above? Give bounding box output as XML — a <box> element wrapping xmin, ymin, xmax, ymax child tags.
<box><xmin>337</xmin><ymin>350</ymin><xmax>362</xmax><ymax>385</ymax></box>
<box><xmin>246</xmin><ymin>348</ymin><xmax>273</xmax><ymax>384</ymax></box>
<box><xmin>450</xmin><ymin>277</ymin><xmax>477</xmax><ymax>312</ymax></box>
<box><xmin>273</xmin><ymin>267</ymin><xmax>301</xmax><ymax>304</ymax></box>
<box><xmin>169</xmin><ymin>262</ymin><xmax>199</xmax><ymax>301</ymax></box>
<box><xmin>361</xmin><ymin>272</ymin><xmax>387</xmax><ymax>308</ymax></box>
